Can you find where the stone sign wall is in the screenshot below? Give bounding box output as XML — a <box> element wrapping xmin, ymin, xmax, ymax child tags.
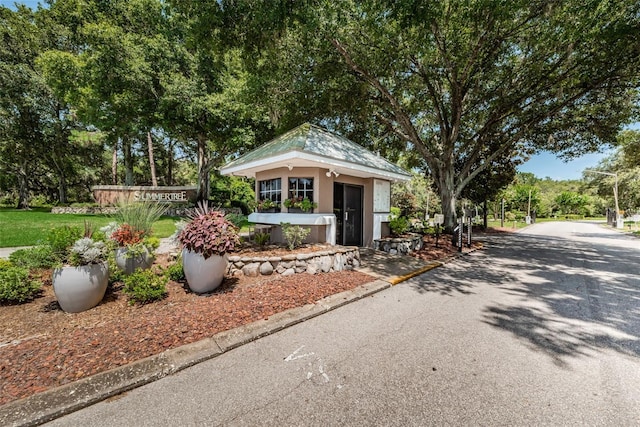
<box><xmin>92</xmin><ymin>185</ymin><xmax>197</xmax><ymax>206</ymax></box>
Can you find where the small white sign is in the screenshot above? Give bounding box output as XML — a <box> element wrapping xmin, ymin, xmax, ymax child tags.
<box><xmin>434</xmin><ymin>214</ymin><xmax>444</xmax><ymax>225</ymax></box>
<box><xmin>373</xmin><ymin>179</ymin><xmax>390</xmax><ymax>212</ymax></box>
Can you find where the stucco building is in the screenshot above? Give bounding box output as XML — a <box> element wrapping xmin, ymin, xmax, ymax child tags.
<box><xmin>220</xmin><ymin>123</ymin><xmax>410</xmax><ymax>247</ymax></box>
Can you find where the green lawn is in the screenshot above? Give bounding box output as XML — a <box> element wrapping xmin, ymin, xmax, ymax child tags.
<box><xmin>0</xmin><ymin>208</ymin><xmax>178</xmax><ymax>247</ymax></box>
<box><xmin>486</xmin><ymin>216</ymin><xmax>606</xmax><ymax>230</ymax></box>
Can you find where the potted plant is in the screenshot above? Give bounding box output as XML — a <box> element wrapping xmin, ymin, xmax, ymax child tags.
<box><xmin>52</xmin><ymin>236</ymin><xmax>109</xmax><ymax>313</ymax></box>
<box><xmin>106</xmin><ymin>223</ymin><xmax>155</xmax><ymax>274</ymax></box>
<box><xmin>283</xmin><ymin>195</ymin><xmax>317</xmax><ymax>213</ymax></box>
<box><xmin>104</xmin><ymin>200</ymin><xmax>166</xmax><ymax>274</ymax></box>
<box><xmin>177</xmin><ymin>203</ymin><xmax>240</xmax><ymax>293</ymax></box>
<box><xmin>257</xmin><ymin>198</ymin><xmax>278</xmax><ymax>213</ymax></box>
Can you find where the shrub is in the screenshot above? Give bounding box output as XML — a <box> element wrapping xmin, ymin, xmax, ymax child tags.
<box><xmin>0</xmin><ymin>259</ymin><xmax>13</xmax><ymax>270</ymax></box>
<box><xmin>123</xmin><ymin>269</ymin><xmax>167</xmax><ymax>305</ymax></box>
<box><xmin>0</xmin><ymin>266</ymin><xmax>42</xmax><ymax>303</ymax></box>
<box><xmin>254</xmin><ymin>232</ymin><xmax>271</xmax><ymax>247</ymax></box>
<box><xmin>47</xmin><ymin>226</ymin><xmax>83</xmax><ymax>260</ymax></box>
<box><xmin>144</xmin><ymin>236</ymin><xmax>161</xmax><ymax>251</ymax></box>
<box><xmin>0</xmin><ymin>191</ymin><xmax>17</xmax><ymax>206</ymax></box>
<box><xmin>225</xmin><ymin>212</ymin><xmax>248</xmax><ymax>228</ymax></box>
<box><xmin>394</xmin><ymin>191</ymin><xmax>419</xmax><ymax>218</ymax></box>
<box><xmin>107</xmin><ymin>255</ymin><xmax>126</xmax><ymax>285</ymax></box>
<box><xmin>389</xmin><ymin>216</ymin><xmax>410</xmax><ymax>236</ymax></box>
<box><xmin>29</xmin><ymin>194</ymin><xmax>50</xmax><ymax>208</ymax></box>
<box><xmin>165</xmin><ymin>260</ymin><xmax>185</xmax><ymax>282</ymax></box>
<box><xmin>281</xmin><ymin>222</ymin><xmax>310</xmax><ymax>250</ymax></box>
<box><xmin>230</xmin><ymin>199</ymin><xmax>250</xmax><ymax>215</ymax></box>
<box><xmin>9</xmin><ymin>245</ymin><xmax>57</xmax><ymax>269</ymax></box>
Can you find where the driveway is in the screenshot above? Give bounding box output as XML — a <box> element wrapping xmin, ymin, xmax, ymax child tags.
<box><xmin>46</xmin><ymin>221</ymin><xmax>640</xmax><ymax>426</ymax></box>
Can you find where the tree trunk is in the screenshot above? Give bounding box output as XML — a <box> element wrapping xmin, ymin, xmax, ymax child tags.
<box><xmin>196</xmin><ymin>134</ymin><xmax>210</xmax><ymax>202</ymax></box>
<box><xmin>123</xmin><ymin>136</ymin><xmax>134</xmax><ymax>186</ymax></box>
<box><xmin>51</xmin><ymin>154</ymin><xmax>69</xmax><ymax>204</ymax></box>
<box><xmin>147</xmin><ymin>131</ymin><xmax>158</xmax><ymax>187</ymax></box>
<box><xmin>16</xmin><ymin>161</ymin><xmax>29</xmax><ymax>209</ymax></box>
<box><xmin>58</xmin><ymin>172</ymin><xmax>67</xmax><ymax>205</ymax></box>
<box><xmin>112</xmin><ymin>139</ymin><xmax>118</xmax><ymax>185</ymax></box>
<box><xmin>166</xmin><ymin>139</ymin><xmax>174</xmax><ymax>186</ymax></box>
<box><xmin>483</xmin><ymin>199</ymin><xmax>488</xmax><ymax>229</ymax></box>
<box><xmin>435</xmin><ymin>166</ymin><xmax>458</xmax><ymax>232</ymax></box>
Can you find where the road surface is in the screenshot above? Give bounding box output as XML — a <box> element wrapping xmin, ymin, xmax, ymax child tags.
<box><xmin>47</xmin><ymin>221</ymin><xmax>640</xmax><ymax>425</ymax></box>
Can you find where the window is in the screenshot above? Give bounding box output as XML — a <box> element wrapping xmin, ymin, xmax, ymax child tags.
<box><xmin>288</xmin><ymin>177</ymin><xmax>314</xmax><ymax>201</ymax></box>
<box><xmin>258</xmin><ymin>178</ymin><xmax>281</xmax><ymax>204</ymax></box>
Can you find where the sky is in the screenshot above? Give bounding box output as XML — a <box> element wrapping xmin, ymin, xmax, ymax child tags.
<box><xmin>517</xmin><ymin>151</ymin><xmax>612</xmax><ymax>181</ymax></box>
<box><xmin>519</xmin><ymin>122</ymin><xmax>640</xmax><ymax>180</ymax></box>
<box><xmin>0</xmin><ymin>0</ymin><xmax>40</xmax><ymax>8</ymax></box>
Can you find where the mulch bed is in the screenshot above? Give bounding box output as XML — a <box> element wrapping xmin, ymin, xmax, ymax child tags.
<box><xmin>410</xmin><ymin>232</ymin><xmax>483</xmax><ymax>262</ymax></box>
<box><xmin>0</xmin><ymin>231</ymin><xmax>492</xmax><ymax>407</ymax></box>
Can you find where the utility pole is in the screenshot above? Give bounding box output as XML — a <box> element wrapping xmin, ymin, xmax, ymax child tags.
<box><xmin>501</xmin><ymin>198</ymin><xmax>505</xmax><ymax>228</ymax></box>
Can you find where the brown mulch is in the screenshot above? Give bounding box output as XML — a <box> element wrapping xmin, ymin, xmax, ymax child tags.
<box><xmin>410</xmin><ymin>232</ymin><xmax>483</xmax><ymax>262</ymax></box>
<box><xmin>0</xmin><ymin>232</ymin><xmax>492</xmax><ymax>407</ymax></box>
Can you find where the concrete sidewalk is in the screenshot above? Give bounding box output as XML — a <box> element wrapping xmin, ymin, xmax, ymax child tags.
<box><xmin>0</xmin><ymin>244</ymin><xmax>479</xmax><ymax>427</ymax></box>
<box><xmin>0</xmin><ymin>246</ymin><xmax>30</xmax><ymax>259</ymax></box>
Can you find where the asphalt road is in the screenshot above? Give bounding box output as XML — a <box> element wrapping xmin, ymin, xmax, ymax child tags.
<box><xmin>47</xmin><ymin>221</ymin><xmax>640</xmax><ymax>426</ymax></box>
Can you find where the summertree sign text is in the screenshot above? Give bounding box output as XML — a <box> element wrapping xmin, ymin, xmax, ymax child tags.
<box><xmin>92</xmin><ymin>185</ymin><xmax>197</xmax><ymax>206</ymax></box>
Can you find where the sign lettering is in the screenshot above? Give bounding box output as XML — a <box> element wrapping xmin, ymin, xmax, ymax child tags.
<box><xmin>133</xmin><ymin>191</ymin><xmax>188</xmax><ymax>203</ymax></box>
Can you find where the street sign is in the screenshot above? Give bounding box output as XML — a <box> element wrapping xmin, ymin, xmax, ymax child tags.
<box><xmin>434</xmin><ymin>214</ymin><xmax>444</xmax><ymax>225</ymax></box>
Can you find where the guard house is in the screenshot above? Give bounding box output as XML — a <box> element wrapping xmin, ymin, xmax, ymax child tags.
<box><xmin>220</xmin><ymin>123</ymin><xmax>411</xmax><ymax>247</ymax></box>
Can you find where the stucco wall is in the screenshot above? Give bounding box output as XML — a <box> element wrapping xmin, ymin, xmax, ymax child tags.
<box><xmin>254</xmin><ymin>168</ymin><xmax>388</xmax><ymax>247</ymax></box>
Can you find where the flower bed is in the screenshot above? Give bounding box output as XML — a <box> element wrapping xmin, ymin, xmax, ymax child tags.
<box><xmin>228</xmin><ymin>246</ymin><xmax>360</xmax><ymax>277</ymax></box>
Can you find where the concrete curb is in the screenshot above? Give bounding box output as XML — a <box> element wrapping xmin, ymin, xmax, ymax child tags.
<box><xmin>0</xmin><ymin>245</ymin><xmax>483</xmax><ymax>427</ymax></box>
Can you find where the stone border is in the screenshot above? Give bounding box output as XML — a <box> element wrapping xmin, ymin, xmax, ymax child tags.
<box><xmin>373</xmin><ymin>233</ymin><xmax>423</xmax><ymax>255</ymax></box>
<box><xmin>228</xmin><ymin>246</ymin><xmax>360</xmax><ymax>277</ymax></box>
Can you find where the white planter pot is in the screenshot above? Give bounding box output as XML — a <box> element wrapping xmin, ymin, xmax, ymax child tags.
<box><xmin>53</xmin><ymin>262</ymin><xmax>109</xmax><ymax>313</ymax></box>
<box><xmin>182</xmin><ymin>249</ymin><xmax>228</xmax><ymax>294</ymax></box>
<box><xmin>115</xmin><ymin>247</ymin><xmax>154</xmax><ymax>275</ymax></box>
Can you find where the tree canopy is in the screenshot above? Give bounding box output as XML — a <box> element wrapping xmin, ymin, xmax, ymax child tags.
<box><xmin>232</xmin><ymin>0</ymin><xmax>640</xmax><ymax>227</ymax></box>
<box><xmin>0</xmin><ymin>0</ymin><xmax>638</xmax><ymax>219</ymax></box>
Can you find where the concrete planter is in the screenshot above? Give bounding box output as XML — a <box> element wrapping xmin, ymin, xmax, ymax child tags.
<box><xmin>182</xmin><ymin>249</ymin><xmax>228</xmax><ymax>294</ymax></box>
<box><xmin>52</xmin><ymin>262</ymin><xmax>109</xmax><ymax>313</ymax></box>
<box><xmin>115</xmin><ymin>247</ymin><xmax>154</xmax><ymax>275</ymax></box>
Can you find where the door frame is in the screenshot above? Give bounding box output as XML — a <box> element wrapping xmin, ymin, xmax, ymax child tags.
<box><xmin>333</xmin><ymin>182</ymin><xmax>364</xmax><ymax>246</ymax></box>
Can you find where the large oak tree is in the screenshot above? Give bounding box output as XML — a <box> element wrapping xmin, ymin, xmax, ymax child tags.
<box><xmin>232</xmin><ymin>0</ymin><xmax>640</xmax><ymax>228</ymax></box>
